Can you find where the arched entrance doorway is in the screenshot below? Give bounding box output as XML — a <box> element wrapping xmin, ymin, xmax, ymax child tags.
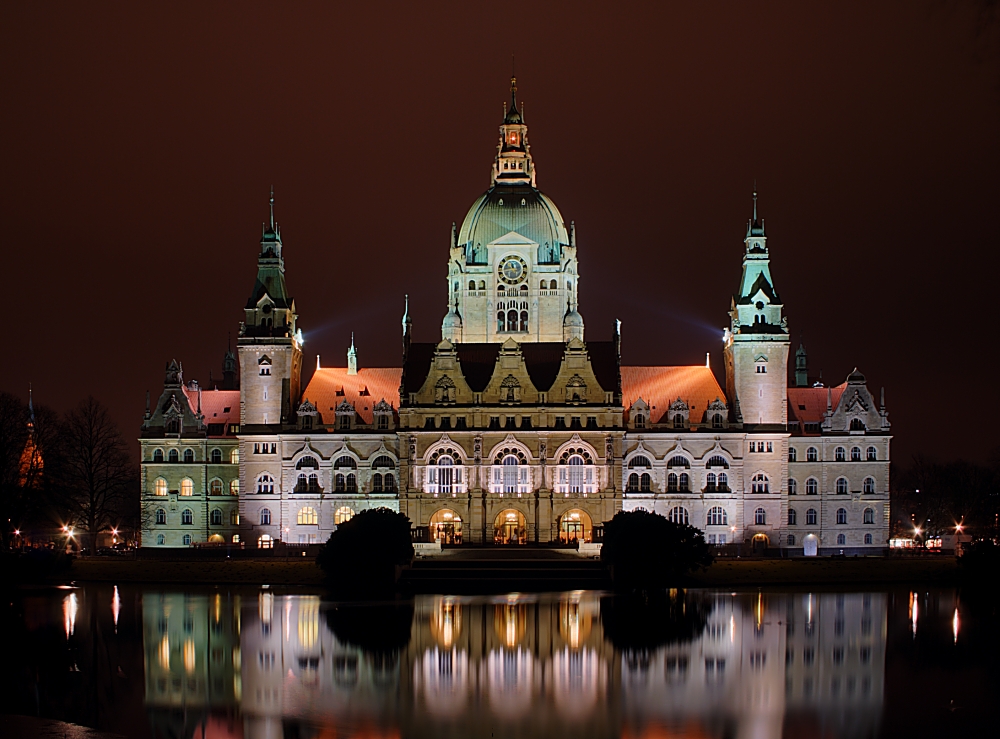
<box><xmin>494</xmin><ymin>509</ymin><xmax>527</xmax><ymax>545</ymax></box>
<box><xmin>803</xmin><ymin>534</ymin><xmax>818</xmax><ymax>557</ymax></box>
<box><xmin>429</xmin><ymin>509</ymin><xmax>463</xmax><ymax>544</ymax></box>
<box><xmin>208</xmin><ymin>534</ymin><xmax>225</xmax><ymax>544</ymax></box>
<box><xmin>752</xmin><ymin>533</ymin><xmax>769</xmax><ymax>555</ymax></box>
<box><xmin>558</xmin><ymin>509</ymin><xmax>593</xmax><ymax>543</ymax></box>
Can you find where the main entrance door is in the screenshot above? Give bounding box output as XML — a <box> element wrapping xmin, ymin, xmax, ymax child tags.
<box><xmin>752</xmin><ymin>533</ymin><xmax>769</xmax><ymax>555</ymax></box>
<box><xmin>429</xmin><ymin>509</ymin><xmax>463</xmax><ymax>544</ymax></box>
<box><xmin>559</xmin><ymin>509</ymin><xmax>593</xmax><ymax>543</ymax></box>
<box><xmin>494</xmin><ymin>509</ymin><xmax>527</xmax><ymax>545</ymax></box>
<box><xmin>803</xmin><ymin>534</ymin><xmax>818</xmax><ymax>557</ymax></box>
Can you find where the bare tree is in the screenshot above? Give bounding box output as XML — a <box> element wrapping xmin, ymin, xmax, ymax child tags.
<box><xmin>0</xmin><ymin>391</ymin><xmax>29</xmax><ymax>549</ymax></box>
<box><xmin>57</xmin><ymin>397</ymin><xmax>132</xmax><ymax>552</ymax></box>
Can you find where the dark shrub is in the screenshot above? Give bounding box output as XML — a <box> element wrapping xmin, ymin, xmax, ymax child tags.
<box><xmin>600</xmin><ymin>590</ymin><xmax>713</xmax><ymax>652</ymax></box>
<box><xmin>317</xmin><ymin>508</ymin><xmax>414</xmax><ymax>594</ymax></box>
<box><xmin>601</xmin><ymin>509</ymin><xmax>714</xmax><ymax>593</ymax></box>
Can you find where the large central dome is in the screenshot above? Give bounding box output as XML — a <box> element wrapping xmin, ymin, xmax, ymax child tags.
<box><xmin>458</xmin><ymin>185</ymin><xmax>570</xmax><ymax>265</ymax></box>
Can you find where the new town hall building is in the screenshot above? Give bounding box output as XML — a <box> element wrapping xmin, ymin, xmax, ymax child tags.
<box><xmin>139</xmin><ymin>80</ymin><xmax>891</xmax><ymax>555</ymax></box>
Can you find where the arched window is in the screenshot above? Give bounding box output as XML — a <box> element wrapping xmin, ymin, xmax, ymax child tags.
<box><xmin>180</xmin><ymin>478</ymin><xmax>193</xmax><ymax>496</ymax></box>
<box><xmin>705</xmin><ymin>455</ymin><xmax>728</xmax><ymax>469</ymax></box>
<box><xmin>668</xmin><ymin>507</ymin><xmax>689</xmax><ymax>525</ymax></box>
<box><xmin>372</xmin><ymin>455</ymin><xmax>394</xmax><ymax>469</ymax></box>
<box><xmin>718</xmin><ymin>472</ymin><xmax>729</xmax><ymax>491</ymax></box>
<box><xmin>626</xmin><ymin>473</ymin><xmax>639</xmax><ymax>492</ymax></box>
<box><xmin>867</xmin><ymin>446</ymin><xmax>877</xmax><ymax>461</ymax></box>
<box><xmin>806</xmin><ymin>478</ymin><xmax>818</xmax><ymax>495</ymax></box>
<box><xmin>837</xmin><ymin>533</ymin><xmax>846</xmax><ymax>545</ymax></box>
<box><xmin>707</xmin><ymin>506</ymin><xmax>728</xmax><ymax>526</ymax></box>
<box><xmin>260</xmin><ymin>508</ymin><xmax>271</xmax><ymax>525</ymax></box>
<box><xmin>836</xmin><ymin>508</ymin><xmax>848</xmax><ymax>524</ymax></box>
<box><xmin>469</xmin><ymin>280</ymin><xmax>476</xmax><ymax>290</ymax></box>
<box><xmin>678</xmin><ymin>473</ymin><xmax>690</xmax><ymax>492</ymax></box>
<box><xmin>706</xmin><ymin>472</ymin><xmax>717</xmax><ymax>491</ymax></box>
<box><xmin>154</xmin><ymin>478</ymin><xmax>167</xmax><ymax>496</ymax></box>
<box><xmin>230</xmin><ymin>448</ymin><xmax>239</xmax><ymax>464</ymax></box>
<box><xmin>508</xmin><ymin>309</ymin><xmax>518</xmax><ymax>331</ymax></box>
<box><xmin>864</xmin><ymin>533</ymin><xmax>873</xmax><ymax>545</ymax></box>
<box><xmin>788</xmin><ymin>478</ymin><xmax>798</xmax><ymax>495</ymax></box>
<box><xmin>258</xmin><ymin>534</ymin><xmax>273</xmax><ymax>549</ymax></box>
<box><xmin>210</xmin><ymin>509</ymin><xmax>223</xmax><ymax>525</ymax></box>
<box><xmin>863</xmin><ymin>507</ymin><xmax>875</xmax><ymax>524</ymax></box>
<box><xmin>210</xmin><ymin>479</ymin><xmax>223</xmax><ymax>495</ymax></box>
<box><xmin>788</xmin><ymin>447</ymin><xmax>797</xmax><ymax>463</ymax></box>
<box><xmin>230</xmin><ymin>479</ymin><xmax>239</xmax><ymax>495</ymax></box>
<box><xmin>806</xmin><ymin>447</ymin><xmax>818</xmax><ymax>462</ymax></box>
<box><xmin>156</xmin><ymin>534</ymin><xmax>165</xmax><ymax>545</ymax></box>
<box><xmin>806</xmin><ymin>508</ymin><xmax>817</xmax><ymax>525</ymax></box>
<box><xmin>835</xmin><ymin>447</ymin><xmax>846</xmax><ymax>462</ymax></box>
<box><xmin>500</xmin><ymin>455</ymin><xmax>519</xmax><ymax>494</ymax></box>
<box><xmin>155</xmin><ymin>508</ymin><xmax>166</xmax><ymax>525</ymax></box>
<box><xmin>863</xmin><ymin>477</ymin><xmax>875</xmax><ymax>494</ymax></box>
<box><xmin>372</xmin><ymin>473</ymin><xmax>384</xmax><ymax>493</ymax></box>
<box><xmin>627</xmin><ymin>455</ymin><xmax>652</xmax><ymax>469</ymax></box>
<box><xmin>182</xmin><ymin>534</ymin><xmax>192</xmax><ymax>546</ymax></box>
<box><xmin>851</xmin><ymin>447</ymin><xmax>862</xmax><ymax>462</ymax></box>
<box><xmin>211</xmin><ymin>449</ymin><xmax>222</xmax><ymax>464</ymax></box>
<box><xmin>384</xmin><ymin>473</ymin><xmax>397</xmax><ymax>492</ymax></box>
<box><xmin>168</xmin><ymin>449</ymin><xmax>179</xmax><ymax>463</ymax></box>
<box><xmin>181</xmin><ymin>508</ymin><xmax>193</xmax><ymax>525</ymax></box>
<box><xmin>788</xmin><ymin>508</ymin><xmax>797</xmax><ymax>525</ymax></box>
<box><xmin>256</xmin><ymin>474</ymin><xmax>274</xmax><ymax>494</ymax></box>
<box><xmin>497</xmin><ymin>311</ymin><xmax>505</xmax><ymax>332</ymax></box>
<box><xmin>754</xmin><ymin>508</ymin><xmax>766</xmax><ymax>525</ymax></box>
<box><xmin>751</xmin><ymin>473</ymin><xmax>770</xmax><ymax>494</ymax></box>
<box><xmin>667</xmin><ymin>473</ymin><xmax>678</xmax><ymax>492</ymax></box>
<box><xmin>836</xmin><ymin>477</ymin><xmax>848</xmax><ymax>494</ymax></box>
<box><xmin>231</xmin><ymin>510</ymin><xmax>239</xmax><ymax>525</ymax></box>
<box><xmin>335</xmin><ymin>506</ymin><xmax>354</xmax><ymax>524</ymax></box>
<box><xmin>520</xmin><ymin>311</ymin><xmax>529</xmax><ymax>331</ymax></box>
<box><xmin>334</xmin><ymin>456</ymin><xmax>357</xmax><ymax>470</ymax></box>
<box><xmin>673</xmin><ymin>414</ymin><xmax>685</xmax><ymax>429</ymax></box>
<box><xmin>556</xmin><ymin>450</ymin><xmax>595</xmax><ymax>495</ymax></box>
<box><xmin>640</xmin><ymin>473</ymin><xmax>651</xmax><ymax>491</ymax></box>
<box><xmin>712</xmin><ymin>413</ymin><xmax>723</xmax><ymax>429</ymax></box>
<box><xmin>787</xmin><ymin>534</ymin><xmax>796</xmax><ymax>546</ymax></box>
<box><xmin>850</xmin><ymin>418</ymin><xmax>866</xmax><ymax>431</ymax></box>
<box><xmin>297</xmin><ymin>506</ymin><xmax>318</xmax><ymax>525</ymax></box>
<box><xmin>296</xmin><ymin>456</ymin><xmax>319</xmax><ymax>470</ymax></box>
<box><xmin>153</xmin><ymin>449</ymin><xmax>164</xmax><ymax>462</ymax></box>
<box><xmin>183</xmin><ymin>449</ymin><xmax>194</xmax><ymax>463</ymax></box>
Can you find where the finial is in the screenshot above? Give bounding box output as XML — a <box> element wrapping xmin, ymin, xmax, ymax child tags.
<box><xmin>706</xmin><ymin>352</ymin><xmax>711</xmax><ymax>369</ymax></box>
<box><xmin>753</xmin><ymin>180</ymin><xmax>758</xmax><ymax>222</ymax></box>
<box><xmin>316</xmin><ymin>354</ymin><xmax>321</xmax><ymax>371</ymax></box>
<box><xmin>269</xmin><ymin>186</ymin><xmax>274</xmax><ymax>230</ymax></box>
<box><xmin>350</xmin><ymin>331</ymin><xmax>356</xmax><ymax>351</ymax></box>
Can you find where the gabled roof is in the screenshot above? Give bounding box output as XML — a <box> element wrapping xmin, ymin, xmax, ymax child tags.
<box><xmin>621</xmin><ymin>366</ymin><xmax>725</xmax><ymax>425</ymax></box>
<box><xmin>787</xmin><ymin>384</ymin><xmax>846</xmax><ymax>430</ymax></box>
<box><xmin>181</xmin><ymin>388</ymin><xmax>240</xmax><ymax>435</ymax></box>
<box><xmin>301</xmin><ymin>367</ymin><xmax>402</xmax><ymax>425</ymax></box>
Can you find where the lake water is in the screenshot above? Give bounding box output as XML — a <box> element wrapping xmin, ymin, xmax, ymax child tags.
<box><xmin>2</xmin><ymin>585</ymin><xmax>996</xmax><ymax>738</ymax></box>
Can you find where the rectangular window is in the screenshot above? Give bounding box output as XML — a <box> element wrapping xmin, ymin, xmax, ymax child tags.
<box><xmin>505</xmin><ymin>416</ymin><xmax>516</xmax><ymax>430</ymax></box>
<box><xmin>440</xmin><ymin>416</ymin><xmax>452</xmax><ymax>429</ymax></box>
<box><xmin>424</xmin><ymin>417</ymin><xmax>435</xmax><ymax>429</ymax></box>
<box><xmin>767</xmin><ymin>442</ymin><xmax>773</xmax><ymax>453</ymax></box>
<box><xmin>570</xmin><ymin>417</ymin><xmax>582</xmax><ymax>430</ymax></box>
<box><xmin>489</xmin><ymin>417</ymin><xmax>500</xmax><ymax>430</ymax></box>
<box><xmin>455</xmin><ymin>417</ymin><xmax>467</xmax><ymax>429</ymax></box>
<box><xmin>587</xmin><ymin>416</ymin><xmax>598</xmax><ymax>429</ymax></box>
<box><xmin>554</xmin><ymin>417</ymin><xmax>566</xmax><ymax>429</ymax></box>
<box><xmin>718</xmin><ymin>534</ymin><xmax>726</xmax><ymax>545</ymax></box>
<box><xmin>520</xmin><ymin>416</ymin><xmax>532</xmax><ymax>429</ymax></box>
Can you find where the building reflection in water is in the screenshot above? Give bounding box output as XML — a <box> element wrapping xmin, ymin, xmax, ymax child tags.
<box><xmin>142</xmin><ymin>590</ymin><xmax>887</xmax><ymax>738</ymax></box>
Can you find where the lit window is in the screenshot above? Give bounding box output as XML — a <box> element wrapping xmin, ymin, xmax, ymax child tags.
<box><xmin>258</xmin><ymin>534</ymin><xmax>273</xmax><ymax>549</ymax></box>
<box><xmin>154</xmin><ymin>478</ymin><xmax>167</xmax><ymax>496</ymax></box>
<box><xmin>297</xmin><ymin>506</ymin><xmax>318</xmax><ymax>525</ymax></box>
<box><xmin>180</xmin><ymin>478</ymin><xmax>194</xmax><ymax>496</ymax></box>
<box><xmin>335</xmin><ymin>507</ymin><xmax>354</xmax><ymax>524</ymax></box>
<box><xmin>230</xmin><ymin>448</ymin><xmax>239</xmax><ymax>464</ymax></box>
<box><xmin>230</xmin><ymin>479</ymin><xmax>239</xmax><ymax>495</ymax></box>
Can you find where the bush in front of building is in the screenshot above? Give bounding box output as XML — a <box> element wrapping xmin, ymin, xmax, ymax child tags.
<box><xmin>317</xmin><ymin>508</ymin><xmax>415</xmax><ymax>594</ymax></box>
<box><xmin>601</xmin><ymin>509</ymin><xmax>714</xmax><ymax>593</ymax></box>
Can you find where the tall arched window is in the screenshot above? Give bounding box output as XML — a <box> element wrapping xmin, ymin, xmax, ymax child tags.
<box><xmin>788</xmin><ymin>447</ymin><xmax>797</xmax><ymax>462</ymax></box>
<box><xmin>673</xmin><ymin>414</ymin><xmax>684</xmax><ymax>429</ymax></box>
<box><xmin>168</xmin><ymin>449</ymin><xmax>179</xmax><ymax>463</ymax></box>
<box><xmin>668</xmin><ymin>506</ymin><xmax>689</xmax><ymax>525</ymax></box>
<box><xmin>640</xmin><ymin>473</ymin><xmax>651</xmax><ymax>491</ymax></box>
<box><xmin>156</xmin><ymin>534</ymin><xmax>165</xmax><ymax>545</ymax></box>
<box><xmin>184</xmin><ymin>449</ymin><xmax>195</xmax><ymax>463</ymax></box>
<box><xmin>836</xmin><ymin>477</ymin><xmax>849</xmax><ymax>494</ymax></box>
<box><xmin>181</xmin><ymin>508</ymin><xmax>193</xmax><ymax>525</ymax></box>
<box><xmin>754</xmin><ymin>507</ymin><xmax>767</xmax><ymax>525</ymax></box>
<box><xmin>667</xmin><ymin>473</ymin><xmax>678</xmax><ymax>492</ymax></box>
<box><xmin>211</xmin><ymin>449</ymin><xmax>222</xmax><ymax>464</ymax></box>
<box><xmin>507</xmin><ymin>309</ymin><xmax>517</xmax><ymax>330</ymax></box>
<box><xmin>260</xmin><ymin>508</ymin><xmax>271</xmax><ymax>525</ymax></box>
<box><xmin>153</xmin><ymin>449</ymin><xmax>164</xmax><ymax>462</ymax></box>
<box><xmin>626</xmin><ymin>473</ymin><xmax>639</xmax><ymax>492</ymax></box>
<box><xmin>210</xmin><ymin>509</ymin><xmax>223</xmax><ymax>525</ymax></box>
<box><xmin>751</xmin><ymin>473</ymin><xmax>770</xmax><ymax>494</ymax></box>
<box><xmin>851</xmin><ymin>447</ymin><xmax>862</xmax><ymax>462</ymax></box>
<box><xmin>836</xmin><ymin>508</ymin><xmax>848</xmax><ymax>524</ymax></box>
<box><xmin>788</xmin><ymin>508</ymin><xmax>797</xmax><ymax>525</ymax></box>
<box><xmin>497</xmin><ymin>311</ymin><xmax>505</xmax><ymax>332</ymax></box>
<box><xmin>806</xmin><ymin>478</ymin><xmax>818</xmax><ymax>495</ymax></box>
<box><xmin>154</xmin><ymin>478</ymin><xmax>167</xmax><ymax>496</ymax></box>
<box><xmin>633</xmin><ymin>413</ymin><xmax>645</xmax><ymax>428</ymax></box>
<box><xmin>718</xmin><ymin>472</ymin><xmax>729</xmax><ymax>491</ymax></box>
<box><xmin>707</xmin><ymin>506</ymin><xmax>727</xmax><ymax>526</ymax></box>
<box><xmin>334</xmin><ymin>506</ymin><xmax>354</xmax><ymax>524</ymax></box>
<box><xmin>180</xmin><ymin>478</ymin><xmax>194</xmax><ymax>496</ymax></box>
<box><xmin>806</xmin><ymin>508</ymin><xmax>817</xmax><ymax>525</ymax></box>
<box><xmin>210</xmin><ymin>479</ymin><xmax>223</xmax><ymax>495</ymax></box>
<box><xmin>182</xmin><ymin>534</ymin><xmax>192</xmax><ymax>546</ymax></box>
<box><xmin>155</xmin><ymin>508</ymin><xmax>166</xmax><ymax>524</ymax></box>
<box><xmin>678</xmin><ymin>473</ymin><xmax>690</xmax><ymax>492</ymax></box>
<box><xmin>520</xmin><ymin>311</ymin><xmax>528</xmax><ymax>331</ymax></box>
<box><xmin>867</xmin><ymin>446</ymin><xmax>877</xmax><ymax>461</ymax></box>
<box><xmin>706</xmin><ymin>472</ymin><xmax>717</xmax><ymax>491</ymax></box>
<box><xmin>230</xmin><ymin>448</ymin><xmax>240</xmax><ymax>464</ymax></box>
<box><xmin>835</xmin><ymin>447</ymin><xmax>846</xmax><ymax>461</ymax></box>
<box><xmin>787</xmin><ymin>534</ymin><xmax>796</xmax><ymax>546</ymax></box>
<box><xmin>864</xmin><ymin>533</ymin><xmax>873</xmax><ymax>545</ymax></box>
<box><xmin>257</xmin><ymin>474</ymin><xmax>274</xmax><ymax>494</ymax></box>
<box><xmin>863</xmin><ymin>477</ymin><xmax>875</xmax><ymax>494</ymax></box>
<box><xmin>837</xmin><ymin>533</ymin><xmax>846</xmax><ymax>545</ymax></box>
<box><xmin>806</xmin><ymin>447</ymin><xmax>818</xmax><ymax>462</ymax></box>
<box><xmin>863</xmin><ymin>507</ymin><xmax>875</xmax><ymax>524</ymax></box>
<box><xmin>297</xmin><ymin>506</ymin><xmax>318</xmax><ymax>525</ymax></box>
<box><xmin>230</xmin><ymin>479</ymin><xmax>239</xmax><ymax>495</ymax></box>
<box><xmin>502</xmin><ymin>455</ymin><xmax>519</xmax><ymax>493</ymax></box>
<box><xmin>557</xmin><ymin>450</ymin><xmax>595</xmax><ymax>495</ymax></box>
<box><xmin>712</xmin><ymin>413</ymin><xmax>723</xmax><ymax>429</ymax></box>
<box><xmin>788</xmin><ymin>478</ymin><xmax>798</xmax><ymax>495</ymax></box>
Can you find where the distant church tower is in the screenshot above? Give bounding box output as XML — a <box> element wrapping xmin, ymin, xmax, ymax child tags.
<box><xmin>442</xmin><ymin>77</ymin><xmax>581</xmax><ymax>344</ymax></box>
<box><xmin>237</xmin><ymin>189</ymin><xmax>303</xmax><ymax>427</ymax></box>
<box><xmin>723</xmin><ymin>191</ymin><xmax>790</xmax><ymax>427</ymax></box>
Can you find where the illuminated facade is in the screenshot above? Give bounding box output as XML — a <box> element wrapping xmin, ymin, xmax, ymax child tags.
<box><xmin>139</xmin><ymin>78</ymin><xmax>891</xmax><ymax>554</ymax></box>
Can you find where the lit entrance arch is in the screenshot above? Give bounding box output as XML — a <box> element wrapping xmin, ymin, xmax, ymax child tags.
<box><xmin>208</xmin><ymin>534</ymin><xmax>225</xmax><ymax>544</ymax></box>
<box><xmin>803</xmin><ymin>534</ymin><xmax>819</xmax><ymax>557</ymax></box>
<box><xmin>558</xmin><ymin>509</ymin><xmax>593</xmax><ymax>544</ymax></box>
<box><xmin>494</xmin><ymin>509</ymin><xmax>527</xmax><ymax>545</ymax></box>
<box><xmin>752</xmin><ymin>533</ymin><xmax>769</xmax><ymax>555</ymax></box>
<box><xmin>429</xmin><ymin>508</ymin><xmax>463</xmax><ymax>544</ymax></box>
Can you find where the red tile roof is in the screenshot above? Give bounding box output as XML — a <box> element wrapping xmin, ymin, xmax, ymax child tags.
<box><xmin>621</xmin><ymin>366</ymin><xmax>726</xmax><ymax>425</ymax></box>
<box><xmin>301</xmin><ymin>367</ymin><xmax>402</xmax><ymax>425</ymax></box>
<box><xmin>182</xmin><ymin>388</ymin><xmax>240</xmax><ymax>435</ymax></box>
<box><xmin>787</xmin><ymin>384</ymin><xmax>846</xmax><ymax>431</ymax></box>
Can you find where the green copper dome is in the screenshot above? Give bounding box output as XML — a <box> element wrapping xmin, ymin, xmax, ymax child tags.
<box><xmin>458</xmin><ymin>185</ymin><xmax>570</xmax><ymax>265</ymax></box>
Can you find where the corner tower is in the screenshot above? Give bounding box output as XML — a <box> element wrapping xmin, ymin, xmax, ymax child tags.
<box><xmin>237</xmin><ymin>190</ymin><xmax>303</xmax><ymax>427</ymax></box>
<box><xmin>442</xmin><ymin>77</ymin><xmax>582</xmax><ymax>344</ymax></box>
<box><xmin>723</xmin><ymin>191</ymin><xmax>790</xmax><ymax>427</ymax></box>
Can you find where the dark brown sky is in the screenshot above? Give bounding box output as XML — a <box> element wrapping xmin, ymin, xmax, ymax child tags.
<box><xmin>4</xmin><ymin>1</ymin><xmax>999</xmax><ymax>463</ymax></box>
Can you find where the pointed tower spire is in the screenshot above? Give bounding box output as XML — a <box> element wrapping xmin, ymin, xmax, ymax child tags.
<box><xmin>269</xmin><ymin>185</ymin><xmax>275</xmax><ymax>230</ymax></box>
<box><xmin>347</xmin><ymin>333</ymin><xmax>358</xmax><ymax>375</ymax></box>
<box><xmin>28</xmin><ymin>383</ymin><xmax>35</xmax><ymax>427</ymax></box>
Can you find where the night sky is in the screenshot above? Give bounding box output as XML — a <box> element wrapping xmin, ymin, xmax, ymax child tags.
<box><xmin>4</xmin><ymin>2</ymin><xmax>998</xmax><ymax>463</ymax></box>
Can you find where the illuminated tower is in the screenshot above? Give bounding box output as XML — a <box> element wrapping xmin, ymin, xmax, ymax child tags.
<box><xmin>237</xmin><ymin>190</ymin><xmax>303</xmax><ymax>427</ymax></box>
<box><xmin>723</xmin><ymin>191</ymin><xmax>790</xmax><ymax>427</ymax></box>
<box><xmin>442</xmin><ymin>77</ymin><xmax>581</xmax><ymax>343</ymax></box>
